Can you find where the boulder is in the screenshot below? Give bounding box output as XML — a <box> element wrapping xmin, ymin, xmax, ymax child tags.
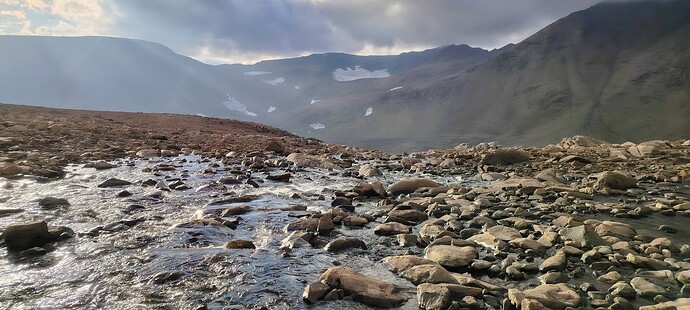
<box><xmin>97</xmin><ymin>178</ymin><xmax>132</xmax><ymax>188</ymax></box>
<box><xmin>382</xmin><ymin>255</ymin><xmax>435</xmax><ymax>273</ymax></box>
<box><xmin>639</xmin><ymin>298</ymin><xmax>690</xmax><ymax>310</ymax></box>
<box><xmin>487</xmin><ymin>225</ymin><xmax>522</xmax><ymax>241</ymax></box>
<box><xmin>523</xmin><ymin>284</ymin><xmax>581</xmax><ymax>309</ymax></box>
<box><xmin>479</xmin><ymin>149</ymin><xmax>530</xmax><ymax>166</ymax></box>
<box><xmin>559</xmin><ymin>225</ymin><xmax>608</xmax><ymax>247</ymax></box>
<box><xmin>359</xmin><ymin>164</ymin><xmax>382</xmax><ymax>177</ymax></box>
<box><xmin>373</xmin><ymin>222</ymin><xmax>411</xmax><ymax>236</ymax></box>
<box><xmin>425</xmin><ymin>245</ymin><xmax>477</xmax><ymax>268</ymax></box>
<box><xmin>594</xmin><ymin>221</ymin><xmax>636</xmax><ymax>240</ymax></box>
<box><xmin>38</xmin><ymin>197</ymin><xmax>70</xmax><ymax>209</ymax></box>
<box><xmin>0</xmin><ymin>163</ymin><xmax>23</xmax><ymax>176</ymax></box>
<box><xmin>0</xmin><ymin>221</ymin><xmax>71</xmax><ymax>251</ymax></box>
<box><xmin>224</xmin><ymin>240</ymin><xmax>256</xmax><ymax>249</ymax></box>
<box><xmin>136</xmin><ymin>149</ymin><xmax>159</xmax><ymax>158</ymax></box>
<box><xmin>539</xmin><ymin>251</ymin><xmax>567</xmax><ymax>272</ymax></box>
<box><xmin>388</xmin><ymin>209</ymin><xmax>428</xmax><ymax>223</ymax></box>
<box><xmin>399</xmin><ymin>264</ymin><xmax>458</xmax><ymax>285</ymax></box>
<box><xmin>417</xmin><ymin>283</ymin><xmax>451</xmax><ymax>310</ymax></box>
<box><xmin>593</xmin><ymin>171</ymin><xmax>637</xmax><ymax>191</ymax></box>
<box><xmin>309</xmin><ymin>266</ymin><xmax>408</xmax><ymax>307</ymax></box>
<box><xmin>324</xmin><ymin>237</ymin><xmax>367</xmax><ymax>253</ymax></box>
<box><xmin>388</xmin><ymin>178</ymin><xmax>441</xmax><ymax>196</ymax></box>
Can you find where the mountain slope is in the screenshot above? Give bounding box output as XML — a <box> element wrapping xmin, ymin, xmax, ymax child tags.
<box><xmin>307</xmin><ymin>0</ymin><xmax>690</xmax><ymax>150</ymax></box>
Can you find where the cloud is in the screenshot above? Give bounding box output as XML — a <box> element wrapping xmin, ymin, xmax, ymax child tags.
<box><xmin>1</xmin><ymin>0</ymin><xmax>602</xmax><ymax>63</ymax></box>
<box><xmin>109</xmin><ymin>0</ymin><xmax>601</xmax><ymax>64</ymax></box>
<box><xmin>0</xmin><ymin>9</ymin><xmax>26</xmax><ymax>19</ymax></box>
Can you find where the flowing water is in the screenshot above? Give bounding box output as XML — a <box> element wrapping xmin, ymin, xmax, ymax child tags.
<box><xmin>0</xmin><ymin>155</ymin><xmax>468</xmax><ymax>309</ymax></box>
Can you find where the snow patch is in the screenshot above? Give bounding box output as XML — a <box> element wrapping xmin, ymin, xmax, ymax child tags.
<box><xmin>310</xmin><ymin>99</ymin><xmax>321</xmax><ymax>105</ymax></box>
<box><xmin>262</xmin><ymin>77</ymin><xmax>285</xmax><ymax>85</ymax></box>
<box><xmin>196</xmin><ymin>113</ymin><xmax>207</xmax><ymax>117</ymax></box>
<box><xmin>309</xmin><ymin>123</ymin><xmax>325</xmax><ymax>130</ymax></box>
<box><xmin>222</xmin><ymin>95</ymin><xmax>257</xmax><ymax>117</ymax></box>
<box><xmin>267</xmin><ymin>106</ymin><xmax>276</xmax><ymax>113</ymax></box>
<box><xmin>390</xmin><ymin>86</ymin><xmax>403</xmax><ymax>91</ymax></box>
<box><xmin>332</xmin><ymin>66</ymin><xmax>391</xmax><ymax>81</ymax></box>
<box><xmin>244</xmin><ymin>71</ymin><xmax>271</xmax><ymax>76</ymax></box>
<box><xmin>294</xmin><ymin>85</ymin><xmax>300</xmax><ymax>90</ymax></box>
<box><xmin>365</xmin><ymin>107</ymin><xmax>373</xmax><ymax>116</ymax></box>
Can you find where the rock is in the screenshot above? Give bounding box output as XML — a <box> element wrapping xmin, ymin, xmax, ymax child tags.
<box><xmin>383</xmin><ymin>255</ymin><xmax>435</xmax><ymax>273</ymax></box>
<box><xmin>302</xmin><ymin>281</ymin><xmax>330</xmax><ymax>304</ymax></box>
<box><xmin>343</xmin><ymin>216</ymin><xmax>368</xmax><ymax>227</ymax></box>
<box><xmin>38</xmin><ymin>197</ymin><xmax>70</xmax><ymax>209</ymax></box>
<box><xmin>93</xmin><ymin>161</ymin><xmax>116</xmax><ymax>170</ymax></box>
<box><xmin>598</xmin><ymin>271</ymin><xmax>623</xmax><ymax>284</ymax></box>
<box><xmin>353</xmin><ymin>182</ymin><xmax>380</xmax><ymax>196</ymax></box>
<box><xmin>417</xmin><ymin>283</ymin><xmax>451</xmax><ymax>310</ymax></box>
<box><xmin>97</xmin><ymin>178</ymin><xmax>132</xmax><ymax>188</ymax></box>
<box><xmin>425</xmin><ymin>245</ymin><xmax>477</xmax><ymax>268</ymax></box>
<box><xmin>285</xmin><ymin>217</ymin><xmax>320</xmax><ymax>232</ymax></box>
<box><xmin>673</xmin><ymin>202</ymin><xmax>690</xmax><ymax>211</ymax></box>
<box><xmin>677</xmin><ymin>270</ymin><xmax>690</xmax><ymax>284</ymax></box>
<box><xmin>639</xmin><ymin>298</ymin><xmax>690</xmax><ymax>310</ymax></box>
<box><xmin>609</xmin><ymin>282</ymin><xmax>637</xmax><ymax>299</ymax></box>
<box><xmin>523</xmin><ymin>283</ymin><xmax>581</xmax><ymax>309</ymax></box>
<box><xmin>265</xmin><ymin>140</ymin><xmax>285</xmax><ymax>153</ymax></box>
<box><xmin>220</xmin><ymin>205</ymin><xmax>253</xmax><ymax>216</ymax></box>
<box><xmin>397</xmin><ymin>234</ymin><xmax>418</xmax><ymax>247</ymax></box>
<box><xmin>280</xmin><ymin>231</ymin><xmax>313</xmax><ymax>249</ymax></box>
<box><xmin>324</xmin><ymin>237</ymin><xmax>367</xmax><ymax>253</ymax></box>
<box><xmin>540</xmin><ymin>251</ymin><xmax>567</xmax><ymax>272</ymax></box>
<box><xmin>317</xmin><ymin>214</ymin><xmax>335</xmax><ymax>235</ymax></box>
<box><xmin>399</xmin><ymin>264</ymin><xmax>458</xmax><ymax>285</ymax></box>
<box><xmin>659</xmin><ymin>225</ymin><xmax>677</xmax><ymax>234</ymax></box>
<box><xmin>509</xmin><ymin>238</ymin><xmax>547</xmax><ymax>253</ymax></box>
<box><xmin>538</xmin><ymin>272</ymin><xmax>570</xmax><ymax>284</ymax></box>
<box><xmin>594</xmin><ymin>221</ymin><xmax>636</xmax><ymax>240</ymax></box>
<box><xmin>224</xmin><ymin>240</ymin><xmax>256</xmax><ymax>249</ymax></box>
<box><xmin>0</xmin><ymin>163</ymin><xmax>23</xmax><ymax>176</ymax></box>
<box><xmin>0</xmin><ymin>221</ymin><xmax>69</xmax><ymax>251</ymax></box>
<box><xmin>266</xmin><ymin>172</ymin><xmax>291</xmax><ymax>182</ymax></box>
<box><xmin>593</xmin><ymin>171</ymin><xmax>637</xmax><ymax>191</ymax></box>
<box><xmin>480</xmin><ymin>149</ymin><xmax>530</xmax><ymax>166</ymax></box>
<box><xmin>468</xmin><ymin>233</ymin><xmax>506</xmax><ymax>252</ymax></box>
<box><xmin>373</xmin><ymin>222</ymin><xmax>411</xmax><ymax>236</ymax></box>
<box><xmin>388</xmin><ymin>178</ymin><xmax>441</xmax><ymax>196</ymax></box>
<box><xmin>626</xmin><ymin>253</ymin><xmax>669</xmax><ymax>270</ymax></box>
<box><xmin>388</xmin><ymin>209</ymin><xmax>428</xmax><ymax>223</ymax></box>
<box><xmin>521</xmin><ymin>298</ymin><xmax>546</xmax><ymax>310</ymax></box>
<box><xmin>558</xmin><ymin>135</ymin><xmax>606</xmax><ymax>148</ymax></box>
<box><xmin>487</xmin><ymin>225</ymin><xmax>522</xmax><ymax>241</ymax></box>
<box><xmin>312</xmin><ymin>266</ymin><xmax>407</xmax><ymax>307</ymax></box>
<box><xmin>559</xmin><ymin>225</ymin><xmax>608</xmax><ymax>247</ymax></box>
<box><xmin>630</xmin><ymin>276</ymin><xmax>675</xmax><ymax>298</ymax></box>
<box><xmin>359</xmin><ymin>164</ymin><xmax>382</xmax><ymax>177</ymax></box>
<box><xmin>136</xmin><ymin>149</ymin><xmax>159</xmax><ymax>158</ymax></box>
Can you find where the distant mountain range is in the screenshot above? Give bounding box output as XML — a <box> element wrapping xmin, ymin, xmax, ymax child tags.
<box><xmin>1</xmin><ymin>0</ymin><xmax>688</xmax><ymax>152</ymax></box>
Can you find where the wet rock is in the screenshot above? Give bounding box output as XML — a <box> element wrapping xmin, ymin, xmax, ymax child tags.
<box><xmin>677</xmin><ymin>270</ymin><xmax>690</xmax><ymax>284</ymax></box>
<box><xmin>220</xmin><ymin>205</ymin><xmax>253</xmax><ymax>216</ymax></box>
<box><xmin>594</xmin><ymin>221</ymin><xmax>636</xmax><ymax>240</ymax></box>
<box><xmin>0</xmin><ymin>208</ymin><xmax>24</xmax><ymax>216</ymax></box>
<box><xmin>359</xmin><ymin>164</ymin><xmax>382</xmax><ymax>177</ymax></box>
<box><xmin>487</xmin><ymin>225</ymin><xmax>522</xmax><ymax>241</ymax></box>
<box><xmin>659</xmin><ymin>225</ymin><xmax>677</xmax><ymax>234</ymax></box>
<box><xmin>639</xmin><ymin>298</ymin><xmax>690</xmax><ymax>310</ymax></box>
<box><xmin>343</xmin><ymin>216</ymin><xmax>368</xmax><ymax>227</ymax></box>
<box><xmin>148</xmin><ymin>271</ymin><xmax>184</xmax><ymax>284</ymax></box>
<box><xmin>399</xmin><ymin>264</ymin><xmax>458</xmax><ymax>285</ymax></box>
<box><xmin>93</xmin><ymin>161</ymin><xmax>116</xmax><ymax>170</ymax></box>
<box><xmin>382</xmin><ymin>255</ymin><xmax>435</xmax><ymax>273</ymax></box>
<box><xmin>280</xmin><ymin>231</ymin><xmax>314</xmax><ymax>249</ymax></box>
<box><xmin>97</xmin><ymin>178</ymin><xmax>132</xmax><ymax>188</ymax></box>
<box><xmin>224</xmin><ymin>240</ymin><xmax>256</xmax><ymax>249</ymax></box>
<box><xmin>388</xmin><ymin>209</ymin><xmax>428</xmax><ymax>223</ymax></box>
<box><xmin>0</xmin><ymin>163</ymin><xmax>23</xmax><ymax>176</ymax></box>
<box><xmin>136</xmin><ymin>149</ymin><xmax>159</xmax><ymax>158</ymax></box>
<box><xmin>266</xmin><ymin>172</ymin><xmax>291</xmax><ymax>182</ymax></box>
<box><xmin>593</xmin><ymin>171</ymin><xmax>637</xmax><ymax>191</ymax></box>
<box><xmin>286</xmin><ymin>218</ymin><xmax>320</xmax><ymax>232</ymax></box>
<box><xmin>480</xmin><ymin>149</ymin><xmax>530</xmax><ymax>166</ymax></box>
<box><xmin>302</xmin><ymin>281</ymin><xmax>330</xmax><ymax>304</ymax></box>
<box><xmin>630</xmin><ymin>276</ymin><xmax>676</xmax><ymax>298</ymax></box>
<box><xmin>0</xmin><ymin>221</ymin><xmax>71</xmax><ymax>251</ymax></box>
<box><xmin>417</xmin><ymin>283</ymin><xmax>451</xmax><ymax>310</ymax></box>
<box><xmin>373</xmin><ymin>222</ymin><xmax>411</xmax><ymax>236</ymax></box>
<box><xmin>673</xmin><ymin>202</ymin><xmax>690</xmax><ymax>211</ymax></box>
<box><xmin>317</xmin><ymin>214</ymin><xmax>335</xmax><ymax>235</ymax></box>
<box><xmin>523</xmin><ymin>283</ymin><xmax>581</xmax><ymax>309</ymax></box>
<box><xmin>308</xmin><ymin>266</ymin><xmax>408</xmax><ymax>307</ymax></box>
<box><xmin>388</xmin><ymin>178</ymin><xmax>441</xmax><ymax>196</ymax></box>
<box><xmin>559</xmin><ymin>225</ymin><xmax>607</xmax><ymax>247</ymax></box>
<box><xmin>425</xmin><ymin>245</ymin><xmax>477</xmax><ymax>268</ymax></box>
<box><xmin>38</xmin><ymin>197</ymin><xmax>70</xmax><ymax>209</ymax></box>
<box><xmin>324</xmin><ymin>237</ymin><xmax>367</xmax><ymax>253</ymax></box>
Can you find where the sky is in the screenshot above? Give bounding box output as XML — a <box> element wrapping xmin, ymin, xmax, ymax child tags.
<box><xmin>0</xmin><ymin>0</ymin><xmax>602</xmax><ymax>64</ymax></box>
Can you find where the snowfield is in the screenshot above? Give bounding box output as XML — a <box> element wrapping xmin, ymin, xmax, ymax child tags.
<box><xmin>294</xmin><ymin>85</ymin><xmax>300</xmax><ymax>90</ymax></box>
<box><xmin>309</xmin><ymin>123</ymin><xmax>325</xmax><ymax>130</ymax></box>
<box><xmin>267</xmin><ymin>106</ymin><xmax>276</xmax><ymax>113</ymax></box>
<box><xmin>222</xmin><ymin>95</ymin><xmax>257</xmax><ymax>117</ymax></box>
<box><xmin>262</xmin><ymin>77</ymin><xmax>285</xmax><ymax>85</ymax></box>
<box><xmin>332</xmin><ymin>66</ymin><xmax>391</xmax><ymax>81</ymax></box>
<box><xmin>244</xmin><ymin>71</ymin><xmax>271</xmax><ymax>76</ymax></box>
<box><xmin>310</xmin><ymin>99</ymin><xmax>321</xmax><ymax>105</ymax></box>
<box><xmin>390</xmin><ymin>86</ymin><xmax>403</xmax><ymax>91</ymax></box>
<box><xmin>365</xmin><ymin>107</ymin><xmax>373</xmax><ymax>116</ymax></box>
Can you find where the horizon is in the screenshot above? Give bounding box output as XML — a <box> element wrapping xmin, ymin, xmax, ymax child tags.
<box><xmin>0</xmin><ymin>0</ymin><xmax>600</xmax><ymax>64</ymax></box>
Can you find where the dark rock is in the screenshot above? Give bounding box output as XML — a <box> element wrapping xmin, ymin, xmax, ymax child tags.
<box><xmin>324</xmin><ymin>237</ymin><xmax>367</xmax><ymax>253</ymax></box>
<box><xmin>224</xmin><ymin>240</ymin><xmax>256</xmax><ymax>249</ymax></box>
<box><xmin>38</xmin><ymin>197</ymin><xmax>70</xmax><ymax>209</ymax></box>
<box><xmin>97</xmin><ymin>178</ymin><xmax>132</xmax><ymax>188</ymax></box>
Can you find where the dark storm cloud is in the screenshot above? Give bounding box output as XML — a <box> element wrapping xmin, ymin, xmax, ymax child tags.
<box><xmin>110</xmin><ymin>0</ymin><xmax>602</xmax><ymax>63</ymax></box>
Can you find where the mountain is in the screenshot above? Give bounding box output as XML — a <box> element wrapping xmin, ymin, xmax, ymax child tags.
<box><xmin>313</xmin><ymin>0</ymin><xmax>690</xmax><ymax>150</ymax></box>
<box><xmin>1</xmin><ymin>0</ymin><xmax>688</xmax><ymax>152</ymax></box>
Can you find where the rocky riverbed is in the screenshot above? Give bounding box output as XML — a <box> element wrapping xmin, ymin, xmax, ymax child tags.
<box><xmin>2</xmin><ymin>105</ymin><xmax>690</xmax><ymax>309</ymax></box>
